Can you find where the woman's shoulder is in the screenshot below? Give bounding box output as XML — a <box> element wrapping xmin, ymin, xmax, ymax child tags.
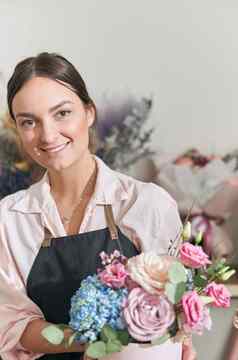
<box><xmin>0</xmin><ymin>189</ymin><xmax>27</xmax><ymax>209</ymax></box>
<box><xmin>114</xmin><ymin>169</ymin><xmax>177</xmax><ymax>211</ymax></box>
<box><xmin>0</xmin><ymin>187</ymin><xmax>31</xmax><ymax>220</ymax></box>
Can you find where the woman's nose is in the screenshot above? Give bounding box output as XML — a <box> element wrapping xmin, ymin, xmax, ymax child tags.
<box><xmin>39</xmin><ymin>122</ymin><xmax>58</xmax><ymax>144</ymax></box>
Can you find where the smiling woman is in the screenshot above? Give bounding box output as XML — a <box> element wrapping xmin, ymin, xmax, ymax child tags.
<box><xmin>0</xmin><ymin>53</ymin><xmax>194</xmax><ymax>360</ymax></box>
<box><xmin>11</xmin><ymin>76</ymin><xmax>95</xmax><ymax>173</ymax></box>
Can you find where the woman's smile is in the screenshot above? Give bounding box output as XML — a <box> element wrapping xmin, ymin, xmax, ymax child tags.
<box><xmin>40</xmin><ymin>141</ymin><xmax>71</xmax><ymax>154</ymax></box>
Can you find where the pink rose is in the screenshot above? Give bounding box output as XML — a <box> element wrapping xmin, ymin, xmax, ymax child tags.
<box><xmin>99</xmin><ymin>262</ymin><xmax>128</xmax><ymax>289</ymax></box>
<box><xmin>181</xmin><ymin>306</ymin><xmax>212</xmax><ymax>335</ymax></box>
<box><xmin>179</xmin><ymin>243</ymin><xmax>211</xmax><ymax>269</ymax></box>
<box><xmin>123</xmin><ymin>287</ymin><xmax>175</xmax><ymax>342</ymax></box>
<box><xmin>205</xmin><ymin>282</ymin><xmax>231</xmax><ymax>308</ymax></box>
<box><xmin>127</xmin><ymin>252</ymin><xmax>174</xmax><ymax>294</ymax></box>
<box><xmin>182</xmin><ymin>291</ymin><xmax>204</xmax><ymax>330</ymax></box>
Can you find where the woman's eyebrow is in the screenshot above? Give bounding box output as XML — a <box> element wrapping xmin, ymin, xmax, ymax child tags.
<box><xmin>15</xmin><ymin>100</ymin><xmax>74</xmax><ymax>119</ymax></box>
<box><xmin>15</xmin><ymin>112</ymin><xmax>36</xmax><ymax>120</ymax></box>
<box><xmin>49</xmin><ymin>100</ymin><xmax>74</xmax><ymax>113</ymax></box>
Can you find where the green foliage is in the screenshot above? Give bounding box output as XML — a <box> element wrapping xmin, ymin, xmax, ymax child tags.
<box><xmin>151</xmin><ymin>333</ymin><xmax>171</xmax><ymax>346</ymax></box>
<box><xmin>195</xmin><ymin>231</ymin><xmax>203</xmax><ymax>245</ymax></box>
<box><xmin>41</xmin><ymin>325</ymin><xmax>64</xmax><ymax>345</ymax></box>
<box><xmin>86</xmin><ymin>341</ymin><xmax>107</xmax><ymax>358</ymax></box>
<box><xmin>200</xmin><ymin>296</ymin><xmax>214</xmax><ymax>305</ymax></box>
<box><xmin>194</xmin><ymin>272</ymin><xmax>208</xmax><ymax>288</ymax></box>
<box><xmin>168</xmin><ymin>262</ymin><xmax>187</xmax><ymax>284</ymax></box>
<box><xmin>86</xmin><ymin>325</ymin><xmax>131</xmax><ymax>358</ymax></box>
<box><xmin>117</xmin><ymin>330</ymin><xmax>130</xmax><ymax>346</ymax></box>
<box><xmin>165</xmin><ymin>282</ymin><xmax>187</xmax><ymax>304</ymax></box>
<box><xmin>101</xmin><ymin>325</ymin><xmax>118</xmax><ymax>341</ymax></box>
<box><xmin>106</xmin><ymin>339</ymin><xmax>123</xmax><ymax>353</ymax></box>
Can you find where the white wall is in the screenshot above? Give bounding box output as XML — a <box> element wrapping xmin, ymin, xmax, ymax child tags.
<box><xmin>1</xmin><ymin>0</ymin><xmax>238</xmax><ymax>156</ymax></box>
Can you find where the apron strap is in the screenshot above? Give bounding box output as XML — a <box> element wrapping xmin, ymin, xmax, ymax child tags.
<box><xmin>41</xmin><ymin>204</ymin><xmax>119</xmax><ymax>247</ymax></box>
<box><xmin>41</xmin><ymin>227</ymin><xmax>53</xmax><ymax>247</ymax></box>
<box><xmin>104</xmin><ymin>204</ymin><xmax>119</xmax><ymax>240</ymax></box>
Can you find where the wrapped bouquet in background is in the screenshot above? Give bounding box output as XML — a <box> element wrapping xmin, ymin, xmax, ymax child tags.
<box><xmin>156</xmin><ymin>148</ymin><xmax>238</xmax><ymax>261</ymax></box>
<box><xmin>42</xmin><ymin>224</ymin><xmax>235</xmax><ymax>359</ymax></box>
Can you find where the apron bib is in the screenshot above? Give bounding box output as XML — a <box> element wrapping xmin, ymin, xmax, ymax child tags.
<box><xmin>26</xmin><ymin>205</ymin><xmax>139</xmax><ymax>359</ymax></box>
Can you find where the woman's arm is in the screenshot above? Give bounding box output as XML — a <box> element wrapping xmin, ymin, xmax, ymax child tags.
<box><xmin>20</xmin><ymin>318</ymin><xmax>85</xmax><ymax>353</ymax></box>
<box><xmin>182</xmin><ymin>338</ymin><xmax>197</xmax><ymax>360</ymax></box>
<box><xmin>225</xmin><ymin>327</ymin><xmax>238</xmax><ymax>360</ymax></box>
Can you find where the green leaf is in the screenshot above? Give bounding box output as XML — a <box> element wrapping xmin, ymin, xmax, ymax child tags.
<box><xmin>207</xmin><ymin>259</ymin><xmax>227</xmax><ymax>275</ymax></box>
<box><xmin>41</xmin><ymin>325</ymin><xmax>64</xmax><ymax>345</ymax></box>
<box><xmin>101</xmin><ymin>325</ymin><xmax>118</xmax><ymax>341</ymax></box>
<box><xmin>151</xmin><ymin>333</ymin><xmax>170</xmax><ymax>346</ymax></box>
<box><xmin>217</xmin><ymin>266</ymin><xmax>231</xmax><ymax>276</ymax></box>
<box><xmin>66</xmin><ymin>333</ymin><xmax>77</xmax><ymax>348</ymax></box>
<box><xmin>86</xmin><ymin>341</ymin><xmax>107</xmax><ymax>359</ymax></box>
<box><xmin>106</xmin><ymin>339</ymin><xmax>123</xmax><ymax>354</ymax></box>
<box><xmin>165</xmin><ymin>282</ymin><xmax>187</xmax><ymax>304</ymax></box>
<box><xmin>117</xmin><ymin>330</ymin><xmax>130</xmax><ymax>346</ymax></box>
<box><xmin>168</xmin><ymin>262</ymin><xmax>187</xmax><ymax>284</ymax></box>
<box><xmin>195</xmin><ymin>231</ymin><xmax>203</xmax><ymax>245</ymax></box>
<box><xmin>194</xmin><ymin>274</ymin><xmax>207</xmax><ymax>287</ymax></box>
<box><xmin>200</xmin><ymin>296</ymin><xmax>214</xmax><ymax>305</ymax></box>
<box><xmin>220</xmin><ymin>269</ymin><xmax>236</xmax><ymax>281</ymax></box>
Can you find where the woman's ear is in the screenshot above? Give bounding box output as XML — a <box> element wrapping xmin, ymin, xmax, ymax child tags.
<box><xmin>86</xmin><ymin>105</ymin><xmax>95</xmax><ymax>128</ymax></box>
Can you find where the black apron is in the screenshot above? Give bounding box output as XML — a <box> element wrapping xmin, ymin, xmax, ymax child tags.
<box><xmin>26</xmin><ymin>205</ymin><xmax>139</xmax><ymax>359</ymax></box>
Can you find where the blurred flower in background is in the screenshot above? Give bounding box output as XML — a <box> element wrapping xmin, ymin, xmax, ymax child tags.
<box><xmin>156</xmin><ymin>148</ymin><xmax>238</xmax><ymax>263</ymax></box>
<box><xmin>96</xmin><ymin>93</ymin><xmax>155</xmax><ymax>173</ymax></box>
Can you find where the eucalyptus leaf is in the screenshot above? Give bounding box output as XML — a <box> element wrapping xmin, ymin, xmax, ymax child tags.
<box><xmin>168</xmin><ymin>262</ymin><xmax>187</xmax><ymax>284</ymax></box>
<box><xmin>101</xmin><ymin>325</ymin><xmax>118</xmax><ymax>341</ymax></box>
<box><xmin>165</xmin><ymin>282</ymin><xmax>186</xmax><ymax>304</ymax></box>
<box><xmin>151</xmin><ymin>333</ymin><xmax>170</xmax><ymax>346</ymax></box>
<box><xmin>86</xmin><ymin>341</ymin><xmax>107</xmax><ymax>359</ymax></box>
<box><xmin>66</xmin><ymin>333</ymin><xmax>77</xmax><ymax>348</ymax></box>
<box><xmin>117</xmin><ymin>330</ymin><xmax>130</xmax><ymax>346</ymax></box>
<box><xmin>41</xmin><ymin>325</ymin><xmax>64</xmax><ymax>345</ymax></box>
<box><xmin>106</xmin><ymin>339</ymin><xmax>123</xmax><ymax>354</ymax></box>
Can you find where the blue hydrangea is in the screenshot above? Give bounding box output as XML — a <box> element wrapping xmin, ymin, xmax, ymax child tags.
<box><xmin>69</xmin><ymin>275</ymin><xmax>128</xmax><ymax>343</ymax></box>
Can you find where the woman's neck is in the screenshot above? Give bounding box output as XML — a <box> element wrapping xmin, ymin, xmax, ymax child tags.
<box><xmin>48</xmin><ymin>152</ymin><xmax>96</xmax><ymax>204</ymax></box>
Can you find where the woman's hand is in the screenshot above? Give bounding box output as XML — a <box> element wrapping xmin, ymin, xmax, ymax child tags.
<box><xmin>182</xmin><ymin>337</ymin><xmax>197</xmax><ymax>360</ymax></box>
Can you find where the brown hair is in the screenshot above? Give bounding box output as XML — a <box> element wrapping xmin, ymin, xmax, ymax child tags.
<box><xmin>7</xmin><ymin>52</ymin><xmax>98</xmax><ymax>152</ymax></box>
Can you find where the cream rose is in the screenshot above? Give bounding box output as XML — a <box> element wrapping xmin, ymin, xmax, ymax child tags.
<box><xmin>127</xmin><ymin>252</ymin><xmax>174</xmax><ymax>294</ymax></box>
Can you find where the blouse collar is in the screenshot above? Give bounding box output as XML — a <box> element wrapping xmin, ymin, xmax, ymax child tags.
<box><xmin>11</xmin><ymin>156</ymin><xmax>129</xmax><ymax>214</ymax></box>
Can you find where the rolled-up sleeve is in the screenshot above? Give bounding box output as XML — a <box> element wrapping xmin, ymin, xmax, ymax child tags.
<box><xmin>0</xmin><ymin>224</ymin><xmax>44</xmax><ymax>360</ymax></box>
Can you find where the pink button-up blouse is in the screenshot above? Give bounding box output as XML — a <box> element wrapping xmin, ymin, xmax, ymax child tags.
<box><xmin>0</xmin><ymin>157</ymin><xmax>182</xmax><ymax>359</ymax></box>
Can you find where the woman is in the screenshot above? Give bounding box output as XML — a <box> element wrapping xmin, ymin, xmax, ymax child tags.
<box><xmin>0</xmin><ymin>53</ymin><xmax>196</xmax><ymax>360</ymax></box>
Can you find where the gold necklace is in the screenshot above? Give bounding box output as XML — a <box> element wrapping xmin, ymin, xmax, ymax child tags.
<box><xmin>59</xmin><ymin>161</ymin><xmax>97</xmax><ymax>225</ymax></box>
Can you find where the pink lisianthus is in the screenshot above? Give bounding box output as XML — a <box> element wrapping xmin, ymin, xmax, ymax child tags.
<box><xmin>205</xmin><ymin>282</ymin><xmax>231</xmax><ymax>308</ymax></box>
<box><xmin>123</xmin><ymin>287</ymin><xmax>175</xmax><ymax>342</ymax></box>
<box><xmin>179</xmin><ymin>242</ymin><xmax>211</xmax><ymax>269</ymax></box>
<box><xmin>99</xmin><ymin>262</ymin><xmax>128</xmax><ymax>289</ymax></box>
<box><xmin>182</xmin><ymin>291</ymin><xmax>205</xmax><ymax>330</ymax></box>
<box><xmin>181</xmin><ymin>305</ymin><xmax>212</xmax><ymax>335</ymax></box>
<box><xmin>127</xmin><ymin>252</ymin><xmax>174</xmax><ymax>294</ymax></box>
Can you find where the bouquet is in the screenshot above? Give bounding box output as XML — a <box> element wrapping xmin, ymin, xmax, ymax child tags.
<box><xmin>42</xmin><ymin>223</ymin><xmax>235</xmax><ymax>358</ymax></box>
<box><xmin>156</xmin><ymin>148</ymin><xmax>238</xmax><ymax>260</ymax></box>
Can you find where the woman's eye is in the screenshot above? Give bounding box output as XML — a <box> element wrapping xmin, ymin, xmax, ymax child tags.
<box><xmin>55</xmin><ymin>110</ymin><xmax>72</xmax><ymax>119</ymax></box>
<box><xmin>20</xmin><ymin>119</ymin><xmax>35</xmax><ymax>129</ymax></box>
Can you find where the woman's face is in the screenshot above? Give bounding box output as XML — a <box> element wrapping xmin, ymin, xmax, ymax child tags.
<box><xmin>12</xmin><ymin>77</ymin><xmax>95</xmax><ymax>172</ymax></box>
